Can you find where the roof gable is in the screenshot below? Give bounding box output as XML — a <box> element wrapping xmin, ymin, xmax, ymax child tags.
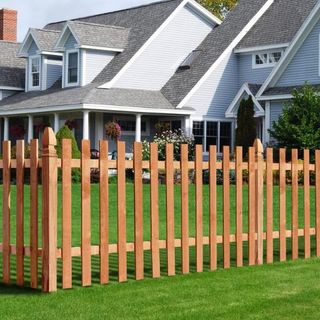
<box><xmin>54</xmin><ymin>21</ymin><xmax>130</xmax><ymax>52</ymax></box>
<box><xmin>18</xmin><ymin>28</ymin><xmax>61</xmax><ymax>57</ymax></box>
<box><xmin>257</xmin><ymin>1</ymin><xmax>320</xmax><ymax>97</ymax></box>
<box><xmin>236</xmin><ymin>0</ymin><xmax>318</xmax><ymax>51</ymax></box>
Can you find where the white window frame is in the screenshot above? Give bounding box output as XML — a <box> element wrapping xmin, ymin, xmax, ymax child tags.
<box><xmin>192</xmin><ymin>118</ymin><xmax>234</xmax><ymax>154</ymax></box>
<box><xmin>113</xmin><ymin>116</ymin><xmax>150</xmax><ymax>136</ymax></box>
<box><xmin>28</xmin><ymin>55</ymin><xmax>41</xmax><ymax>90</ymax></box>
<box><xmin>252</xmin><ymin>50</ymin><xmax>284</xmax><ymax>69</ymax></box>
<box><xmin>65</xmin><ymin>49</ymin><xmax>80</xmax><ymax>87</ymax></box>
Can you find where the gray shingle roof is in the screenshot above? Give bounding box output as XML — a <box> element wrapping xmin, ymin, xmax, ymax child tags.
<box><xmin>161</xmin><ymin>0</ymin><xmax>269</xmax><ymax>107</ymax></box>
<box><xmin>236</xmin><ymin>0</ymin><xmax>318</xmax><ymax>50</ymax></box>
<box><xmin>66</xmin><ymin>21</ymin><xmax>130</xmax><ymax>50</ymax></box>
<box><xmin>263</xmin><ymin>84</ymin><xmax>320</xmax><ymax>96</ymax></box>
<box><xmin>0</xmin><ymin>41</ymin><xmax>25</xmax><ymax>88</ymax></box>
<box><xmin>45</xmin><ymin>0</ymin><xmax>183</xmax><ymax>83</ymax></box>
<box><xmin>31</xmin><ymin>28</ymin><xmax>61</xmax><ymax>52</ymax></box>
<box><xmin>247</xmin><ymin>84</ymin><xmax>262</xmax><ymax>96</ymax></box>
<box><xmin>0</xmin><ymin>84</ymin><xmax>193</xmax><ymax>113</ymax></box>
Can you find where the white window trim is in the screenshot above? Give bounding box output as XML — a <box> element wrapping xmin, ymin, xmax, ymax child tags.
<box><xmin>113</xmin><ymin>115</ymin><xmax>150</xmax><ymax>136</ymax></box>
<box><xmin>192</xmin><ymin>118</ymin><xmax>234</xmax><ymax>155</ymax></box>
<box><xmin>28</xmin><ymin>55</ymin><xmax>41</xmax><ymax>91</ymax></box>
<box><xmin>65</xmin><ymin>49</ymin><xmax>80</xmax><ymax>87</ymax></box>
<box><xmin>252</xmin><ymin>50</ymin><xmax>284</xmax><ymax>69</ymax></box>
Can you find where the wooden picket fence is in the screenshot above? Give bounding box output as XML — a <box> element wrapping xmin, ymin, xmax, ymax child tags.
<box><xmin>1</xmin><ymin>127</ymin><xmax>320</xmax><ymax>293</ymax></box>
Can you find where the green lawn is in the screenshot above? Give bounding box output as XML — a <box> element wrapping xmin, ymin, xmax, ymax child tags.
<box><xmin>0</xmin><ymin>184</ymin><xmax>319</xmax><ymax>319</ymax></box>
<box><xmin>1</xmin><ymin>258</ymin><xmax>320</xmax><ymax>319</ymax></box>
<box><xmin>0</xmin><ymin>183</ymin><xmax>316</xmax><ymax>246</ymax></box>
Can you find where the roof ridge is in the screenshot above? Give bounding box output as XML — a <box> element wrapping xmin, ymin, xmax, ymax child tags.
<box><xmin>31</xmin><ymin>28</ymin><xmax>60</xmax><ymax>33</ymax></box>
<box><xmin>45</xmin><ymin>0</ymin><xmax>179</xmax><ymax>27</ymax></box>
<box><xmin>68</xmin><ymin>20</ymin><xmax>128</xmax><ymax>30</ymax></box>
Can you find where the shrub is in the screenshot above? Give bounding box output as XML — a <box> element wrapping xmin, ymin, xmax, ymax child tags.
<box><xmin>142</xmin><ymin>129</ymin><xmax>195</xmax><ymax>161</ymax></box>
<box><xmin>269</xmin><ymin>84</ymin><xmax>320</xmax><ymax>158</ymax></box>
<box><xmin>235</xmin><ymin>96</ymin><xmax>257</xmax><ymax>157</ymax></box>
<box><xmin>56</xmin><ymin>126</ymin><xmax>81</xmax><ymax>183</ymax></box>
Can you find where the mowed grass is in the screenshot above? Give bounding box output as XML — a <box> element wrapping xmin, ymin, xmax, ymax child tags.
<box><xmin>1</xmin><ymin>258</ymin><xmax>320</xmax><ymax>319</ymax></box>
<box><xmin>0</xmin><ymin>183</ymin><xmax>319</xmax><ymax>319</ymax></box>
<box><xmin>0</xmin><ymin>183</ymin><xmax>316</xmax><ymax>246</ymax></box>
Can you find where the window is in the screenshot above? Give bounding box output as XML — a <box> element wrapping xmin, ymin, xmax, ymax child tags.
<box><xmin>67</xmin><ymin>52</ymin><xmax>79</xmax><ymax>84</ymax></box>
<box><xmin>253</xmin><ymin>51</ymin><xmax>283</xmax><ymax>68</ymax></box>
<box><xmin>193</xmin><ymin>121</ymin><xmax>204</xmax><ymax>145</ymax></box>
<box><xmin>192</xmin><ymin>120</ymin><xmax>232</xmax><ymax>153</ymax></box>
<box><xmin>30</xmin><ymin>57</ymin><xmax>40</xmax><ymax>89</ymax></box>
<box><xmin>117</xmin><ymin>120</ymin><xmax>147</xmax><ymax>134</ymax></box>
<box><xmin>206</xmin><ymin>122</ymin><xmax>217</xmax><ymax>152</ymax></box>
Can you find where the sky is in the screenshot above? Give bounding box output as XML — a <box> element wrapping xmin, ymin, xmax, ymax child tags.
<box><xmin>0</xmin><ymin>0</ymin><xmax>162</xmax><ymax>41</ymax></box>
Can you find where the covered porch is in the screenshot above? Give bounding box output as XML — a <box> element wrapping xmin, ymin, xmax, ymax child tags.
<box><xmin>0</xmin><ymin>110</ymin><xmax>193</xmax><ymax>153</ymax></box>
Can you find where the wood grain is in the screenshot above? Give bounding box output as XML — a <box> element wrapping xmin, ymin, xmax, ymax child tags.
<box><xmin>236</xmin><ymin>147</ymin><xmax>243</xmax><ymax>267</ymax></box>
<box><xmin>180</xmin><ymin>144</ymin><xmax>189</xmax><ymax>274</ymax></box>
<box><xmin>279</xmin><ymin>148</ymin><xmax>286</xmax><ymax>262</ymax></box>
<box><xmin>99</xmin><ymin>140</ymin><xmax>109</xmax><ymax>284</ymax></box>
<box><xmin>266</xmin><ymin>148</ymin><xmax>273</xmax><ymax>264</ymax></box>
<box><xmin>291</xmin><ymin>149</ymin><xmax>299</xmax><ymax>260</ymax></box>
<box><xmin>304</xmin><ymin>149</ymin><xmax>310</xmax><ymax>259</ymax></box>
<box><xmin>223</xmin><ymin>146</ymin><xmax>230</xmax><ymax>269</ymax></box>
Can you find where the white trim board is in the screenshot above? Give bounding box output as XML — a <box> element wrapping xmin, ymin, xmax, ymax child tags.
<box><xmin>257</xmin><ymin>94</ymin><xmax>292</xmax><ymax>101</ymax></box>
<box><xmin>99</xmin><ymin>0</ymin><xmax>221</xmax><ymax>89</ymax></box>
<box><xmin>177</xmin><ymin>0</ymin><xmax>275</xmax><ymax>109</ymax></box>
<box><xmin>0</xmin><ymin>103</ymin><xmax>195</xmax><ymax>117</ymax></box>
<box><xmin>234</xmin><ymin>43</ymin><xmax>289</xmax><ymax>54</ymax></box>
<box><xmin>225</xmin><ymin>83</ymin><xmax>265</xmax><ymax>118</ymax></box>
<box><xmin>256</xmin><ymin>1</ymin><xmax>320</xmax><ymax>98</ymax></box>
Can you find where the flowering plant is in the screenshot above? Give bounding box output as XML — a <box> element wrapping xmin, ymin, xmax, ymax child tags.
<box><xmin>105</xmin><ymin>121</ymin><xmax>121</xmax><ymax>141</ymax></box>
<box><xmin>142</xmin><ymin>129</ymin><xmax>195</xmax><ymax>161</ymax></box>
<box><xmin>65</xmin><ymin>119</ymin><xmax>78</xmax><ymax>130</ymax></box>
<box><xmin>9</xmin><ymin>124</ymin><xmax>26</xmax><ymax>139</ymax></box>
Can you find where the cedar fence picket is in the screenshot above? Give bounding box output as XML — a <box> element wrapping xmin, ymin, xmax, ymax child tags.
<box><xmin>0</xmin><ymin>127</ymin><xmax>319</xmax><ymax>292</ymax></box>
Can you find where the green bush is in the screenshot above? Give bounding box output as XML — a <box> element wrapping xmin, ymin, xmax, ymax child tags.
<box><xmin>56</xmin><ymin>126</ymin><xmax>81</xmax><ymax>183</ymax></box>
<box><xmin>269</xmin><ymin>84</ymin><xmax>320</xmax><ymax>158</ymax></box>
<box><xmin>235</xmin><ymin>96</ymin><xmax>257</xmax><ymax>157</ymax></box>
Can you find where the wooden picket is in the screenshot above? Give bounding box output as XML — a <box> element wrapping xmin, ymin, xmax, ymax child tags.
<box><xmin>1</xmin><ymin>128</ymin><xmax>320</xmax><ymax>293</ymax></box>
<box><xmin>30</xmin><ymin>139</ymin><xmax>39</xmax><ymax>289</ymax></box>
<box><xmin>62</xmin><ymin>139</ymin><xmax>72</xmax><ymax>289</ymax></box>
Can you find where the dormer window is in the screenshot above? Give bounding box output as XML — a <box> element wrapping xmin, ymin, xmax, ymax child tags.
<box><xmin>29</xmin><ymin>56</ymin><xmax>41</xmax><ymax>89</ymax></box>
<box><xmin>253</xmin><ymin>51</ymin><xmax>283</xmax><ymax>68</ymax></box>
<box><xmin>67</xmin><ymin>51</ymin><xmax>79</xmax><ymax>85</ymax></box>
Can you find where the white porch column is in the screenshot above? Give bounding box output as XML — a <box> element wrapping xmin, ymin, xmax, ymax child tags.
<box><xmin>28</xmin><ymin>115</ymin><xmax>33</xmax><ymax>143</ymax></box>
<box><xmin>95</xmin><ymin>112</ymin><xmax>104</xmax><ymax>149</ymax></box>
<box><xmin>184</xmin><ymin>116</ymin><xmax>192</xmax><ymax>137</ymax></box>
<box><xmin>54</xmin><ymin>113</ymin><xmax>60</xmax><ymax>133</ymax></box>
<box><xmin>135</xmin><ymin>114</ymin><xmax>142</xmax><ymax>142</ymax></box>
<box><xmin>3</xmin><ymin>117</ymin><xmax>9</xmax><ymax>141</ymax></box>
<box><xmin>265</xmin><ymin>101</ymin><xmax>271</xmax><ymax>145</ymax></box>
<box><xmin>83</xmin><ymin>110</ymin><xmax>90</xmax><ymax>140</ymax></box>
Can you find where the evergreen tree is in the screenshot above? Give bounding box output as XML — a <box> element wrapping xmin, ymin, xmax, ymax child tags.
<box><xmin>235</xmin><ymin>96</ymin><xmax>257</xmax><ymax>156</ymax></box>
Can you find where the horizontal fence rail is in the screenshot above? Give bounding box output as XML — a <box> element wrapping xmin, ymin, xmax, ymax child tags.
<box><xmin>0</xmin><ymin>127</ymin><xmax>320</xmax><ymax>292</ymax></box>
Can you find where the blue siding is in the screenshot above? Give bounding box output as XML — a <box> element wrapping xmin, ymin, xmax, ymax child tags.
<box><xmin>187</xmin><ymin>51</ymin><xmax>239</xmax><ymax>118</ymax></box>
<box><xmin>28</xmin><ymin>40</ymin><xmax>39</xmax><ymax>55</ymax></box>
<box><xmin>65</xmin><ymin>33</ymin><xmax>78</xmax><ymax>49</ymax></box>
<box><xmin>270</xmin><ymin>100</ymin><xmax>286</xmax><ymax>125</ymax></box>
<box><xmin>238</xmin><ymin>54</ymin><xmax>273</xmax><ymax>85</ymax></box>
<box><xmin>276</xmin><ymin>19</ymin><xmax>320</xmax><ymax>86</ymax></box>
<box><xmin>46</xmin><ymin>59</ymin><xmax>62</xmax><ymax>89</ymax></box>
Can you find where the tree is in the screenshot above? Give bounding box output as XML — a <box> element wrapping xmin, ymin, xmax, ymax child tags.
<box><xmin>56</xmin><ymin>125</ymin><xmax>81</xmax><ymax>159</ymax></box>
<box><xmin>269</xmin><ymin>85</ymin><xmax>320</xmax><ymax>152</ymax></box>
<box><xmin>196</xmin><ymin>0</ymin><xmax>237</xmax><ymax>20</ymax></box>
<box><xmin>235</xmin><ymin>96</ymin><xmax>256</xmax><ymax>156</ymax></box>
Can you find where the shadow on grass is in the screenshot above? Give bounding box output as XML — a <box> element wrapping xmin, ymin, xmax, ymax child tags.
<box><xmin>0</xmin><ymin>236</ymin><xmax>316</xmax><ymax>294</ymax></box>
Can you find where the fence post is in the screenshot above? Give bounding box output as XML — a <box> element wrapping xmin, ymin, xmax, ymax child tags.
<box><xmin>254</xmin><ymin>139</ymin><xmax>264</xmax><ymax>265</ymax></box>
<box><xmin>42</xmin><ymin>127</ymin><xmax>58</xmax><ymax>293</ymax></box>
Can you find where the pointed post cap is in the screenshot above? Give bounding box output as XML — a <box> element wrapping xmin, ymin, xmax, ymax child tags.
<box><xmin>254</xmin><ymin>138</ymin><xmax>263</xmax><ymax>154</ymax></box>
<box><xmin>42</xmin><ymin>127</ymin><xmax>57</xmax><ymax>147</ymax></box>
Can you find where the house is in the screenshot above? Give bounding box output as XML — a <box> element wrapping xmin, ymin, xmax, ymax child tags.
<box><xmin>0</xmin><ymin>0</ymin><xmax>319</xmax><ymax>154</ymax></box>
